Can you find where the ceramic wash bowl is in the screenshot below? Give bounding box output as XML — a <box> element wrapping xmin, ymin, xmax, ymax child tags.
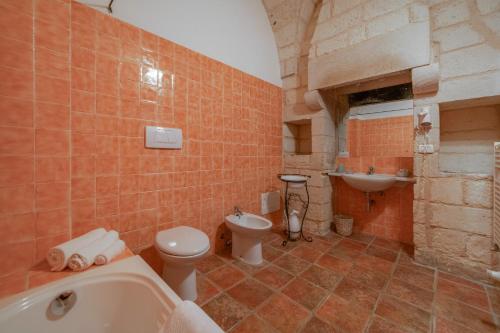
<box><xmin>278</xmin><ymin>174</ymin><xmax>309</xmax><ymax>188</ymax></box>
<box><xmin>327</xmin><ymin>172</ymin><xmax>416</xmax><ymax>193</ymax></box>
<box><xmin>341</xmin><ymin>173</ymin><xmax>397</xmax><ymax>192</ymax></box>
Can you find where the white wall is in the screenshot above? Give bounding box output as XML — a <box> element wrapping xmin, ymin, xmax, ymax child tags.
<box><xmin>83</xmin><ymin>0</ymin><xmax>282</xmax><ymax>86</ymax></box>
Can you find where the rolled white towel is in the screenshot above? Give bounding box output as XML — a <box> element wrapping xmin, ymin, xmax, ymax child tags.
<box><xmin>68</xmin><ymin>231</ymin><xmax>119</xmax><ymax>271</ymax></box>
<box><xmin>47</xmin><ymin>228</ymin><xmax>107</xmax><ymax>271</ymax></box>
<box><xmin>95</xmin><ymin>239</ymin><xmax>125</xmax><ymax>265</ymax></box>
<box><xmin>487</xmin><ymin>269</ymin><xmax>500</xmax><ymax>282</ymax></box>
<box><xmin>163</xmin><ymin>301</ymin><xmax>223</xmax><ymax>333</ymax></box>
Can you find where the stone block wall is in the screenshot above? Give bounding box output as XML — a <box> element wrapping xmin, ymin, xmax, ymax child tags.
<box><xmin>309</xmin><ymin>0</ymin><xmax>430</xmax><ymax>89</ymax></box>
<box><xmin>414</xmin><ymin>172</ymin><xmax>494</xmax><ymax>278</ymax></box>
<box><xmin>312</xmin><ymin>0</ymin><xmax>418</xmax><ymax>57</ymax></box>
<box><xmin>264</xmin><ymin>0</ymin><xmax>500</xmax><ymax>280</ymax></box>
<box><xmin>263</xmin><ymin>0</ymin><xmax>336</xmax><ymax>235</ymax></box>
<box><xmin>412</xmin><ymin>0</ymin><xmax>500</xmax><ymax>280</ymax></box>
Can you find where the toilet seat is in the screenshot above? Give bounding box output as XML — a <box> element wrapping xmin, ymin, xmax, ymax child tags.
<box><xmin>155</xmin><ymin>226</ymin><xmax>209</xmax><ymax>257</ymax></box>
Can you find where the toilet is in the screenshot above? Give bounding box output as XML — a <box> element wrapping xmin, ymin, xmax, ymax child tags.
<box><xmin>155</xmin><ymin>226</ymin><xmax>210</xmax><ymax>301</ymax></box>
<box><xmin>225</xmin><ymin>212</ymin><xmax>272</xmax><ymax>265</ymax></box>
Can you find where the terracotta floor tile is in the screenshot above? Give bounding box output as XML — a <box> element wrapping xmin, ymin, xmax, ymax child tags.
<box><xmin>289</xmin><ymin>244</ymin><xmax>322</xmax><ymax>262</ymax></box>
<box><xmin>375</xmin><ymin>295</ymin><xmax>431</xmax><ymax>333</ymax></box>
<box><xmin>303</xmin><ymin>238</ymin><xmax>333</xmax><ymax>253</ymax></box>
<box><xmin>232</xmin><ymin>258</ymin><xmax>268</xmax><ymax>275</ymax></box>
<box><xmin>385</xmin><ymin>278</ymin><xmax>433</xmax><ymax>311</ymax></box>
<box><xmin>194</xmin><ymin>240</ymin><xmax>500</xmax><ymax>333</ymax></box>
<box><xmin>270</xmin><ymin>238</ymin><xmax>300</xmax><ymax>252</ymax></box>
<box><xmin>346</xmin><ymin>232</ymin><xmax>375</xmax><ymax>244</ymax></box>
<box><xmin>347</xmin><ymin>264</ymin><xmax>389</xmax><ymax>291</ymax></box>
<box><xmin>399</xmin><ymin>260</ymin><xmax>435</xmax><ymax>275</ymax></box>
<box><xmin>227</xmin><ymin>278</ymin><xmax>274</xmax><ymax>309</ymax></box>
<box><xmin>367</xmin><ymin>316</ymin><xmax>411</xmax><ymax>333</ymax></box>
<box><xmin>263</xmin><ymin>231</ymin><xmax>282</xmax><ymax>244</ymax></box>
<box><xmin>196</xmin><ymin>255</ymin><xmax>225</xmax><ymax>273</ymax></box>
<box><xmin>231</xmin><ymin>314</ymin><xmax>277</xmax><ymax>333</ymax></box>
<box><xmin>300</xmin><ymin>265</ymin><xmax>343</xmax><ymax>291</ymax></box>
<box><xmin>329</xmin><ymin>239</ymin><xmax>366</xmax><ymax>260</ymax></box>
<box><xmin>257</xmin><ymin>293</ymin><xmax>309</xmax><ymax>333</ymax></box>
<box><xmin>300</xmin><ymin>316</ymin><xmax>340</xmax><ymax>333</ymax></box>
<box><xmin>435</xmin><ymin>294</ymin><xmax>497</xmax><ymax>333</ymax></box>
<box><xmin>273</xmin><ymin>254</ymin><xmax>311</xmax><ymax>275</ymax></box>
<box><xmin>437</xmin><ymin>276</ymin><xmax>489</xmax><ymax>311</ymax></box>
<box><xmin>254</xmin><ymin>264</ymin><xmax>294</xmax><ymax>290</ymax></box>
<box><xmin>317</xmin><ymin>294</ymin><xmax>371</xmax><ymax>333</ymax></box>
<box><xmin>486</xmin><ymin>286</ymin><xmax>500</xmax><ymax>315</ymax></box>
<box><xmin>202</xmin><ymin>293</ymin><xmax>250</xmax><ymax>331</ymax></box>
<box><xmin>334</xmin><ymin>278</ymin><xmax>379</xmax><ymax>309</ymax></box>
<box><xmin>262</xmin><ymin>244</ymin><xmax>285</xmax><ymax>262</ymax></box>
<box><xmin>356</xmin><ymin>254</ymin><xmax>394</xmax><ymax>275</ymax></box>
<box><xmin>366</xmin><ymin>245</ymin><xmax>398</xmax><ymax>262</ymax></box>
<box><xmin>215</xmin><ymin>246</ymin><xmax>234</xmax><ymax>262</ymax></box>
<box><xmin>370</xmin><ymin>317</ymin><xmax>415</xmax><ymax>333</ymax></box>
<box><xmin>317</xmin><ymin>254</ymin><xmax>352</xmax><ymax>274</ymax></box>
<box><xmin>393</xmin><ymin>263</ymin><xmax>435</xmax><ymax>290</ymax></box>
<box><xmin>372</xmin><ymin>238</ymin><xmax>404</xmax><ymax>251</ymax></box>
<box><xmin>317</xmin><ymin>232</ymin><xmax>342</xmax><ymax>244</ymax></box>
<box><xmin>206</xmin><ymin>264</ymin><xmax>245</xmax><ymax>290</ymax></box>
<box><xmin>397</xmin><ymin>247</ymin><xmax>416</xmax><ymax>265</ymax></box>
<box><xmin>438</xmin><ymin>271</ymin><xmax>483</xmax><ymax>290</ymax></box>
<box><xmin>282</xmin><ymin>277</ymin><xmax>328</xmax><ymax>310</ymax></box>
<box><xmin>434</xmin><ymin>317</ymin><xmax>478</xmax><ymax>333</ymax></box>
<box><xmin>195</xmin><ymin>274</ymin><xmax>220</xmax><ymax>306</ymax></box>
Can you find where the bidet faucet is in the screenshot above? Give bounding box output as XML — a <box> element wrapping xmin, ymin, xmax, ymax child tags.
<box><xmin>234</xmin><ymin>206</ymin><xmax>243</xmax><ymax>217</ymax></box>
<box><xmin>367</xmin><ymin>166</ymin><xmax>375</xmax><ymax>175</ymax></box>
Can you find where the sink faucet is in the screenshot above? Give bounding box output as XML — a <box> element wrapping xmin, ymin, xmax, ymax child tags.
<box><xmin>367</xmin><ymin>166</ymin><xmax>375</xmax><ymax>175</ymax></box>
<box><xmin>234</xmin><ymin>206</ymin><xmax>243</xmax><ymax>217</ymax></box>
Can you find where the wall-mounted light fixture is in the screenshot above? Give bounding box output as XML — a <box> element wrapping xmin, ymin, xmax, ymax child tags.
<box><xmin>416</xmin><ymin>105</ymin><xmax>435</xmax><ymax>154</ymax></box>
<box><xmin>417</xmin><ymin>105</ymin><xmax>432</xmax><ymax>133</ymax></box>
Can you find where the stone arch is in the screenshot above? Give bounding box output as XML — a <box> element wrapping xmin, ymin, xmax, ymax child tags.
<box><xmin>262</xmin><ymin>0</ymin><xmax>322</xmax><ymax>84</ymax></box>
<box><xmin>263</xmin><ymin>0</ymin><xmax>337</xmax><ymax>236</ymax></box>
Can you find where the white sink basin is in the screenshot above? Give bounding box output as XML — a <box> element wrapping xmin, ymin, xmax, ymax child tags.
<box><xmin>341</xmin><ymin>173</ymin><xmax>397</xmax><ymax>192</ymax></box>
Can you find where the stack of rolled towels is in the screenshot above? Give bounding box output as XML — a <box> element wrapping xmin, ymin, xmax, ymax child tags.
<box><xmin>46</xmin><ymin>228</ymin><xmax>125</xmax><ymax>272</ymax></box>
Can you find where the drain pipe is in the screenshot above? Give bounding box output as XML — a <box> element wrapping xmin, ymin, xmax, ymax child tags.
<box><xmin>487</xmin><ymin>269</ymin><xmax>500</xmax><ymax>282</ymax></box>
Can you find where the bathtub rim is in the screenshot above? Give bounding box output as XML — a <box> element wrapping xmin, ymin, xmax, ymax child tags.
<box><xmin>0</xmin><ymin>255</ymin><xmax>181</xmax><ymax>320</ymax></box>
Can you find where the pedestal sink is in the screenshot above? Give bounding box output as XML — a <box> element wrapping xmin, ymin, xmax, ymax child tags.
<box><xmin>341</xmin><ymin>173</ymin><xmax>397</xmax><ymax>192</ymax></box>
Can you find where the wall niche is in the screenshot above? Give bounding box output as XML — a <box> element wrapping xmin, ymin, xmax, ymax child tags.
<box><xmin>439</xmin><ymin>101</ymin><xmax>500</xmax><ymax>175</ymax></box>
<box><xmin>284</xmin><ymin>120</ymin><xmax>312</xmax><ymax>155</ymax></box>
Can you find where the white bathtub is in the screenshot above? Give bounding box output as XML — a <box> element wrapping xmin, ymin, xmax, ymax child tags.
<box><xmin>0</xmin><ymin>256</ymin><xmax>182</xmax><ymax>333</ymax></box>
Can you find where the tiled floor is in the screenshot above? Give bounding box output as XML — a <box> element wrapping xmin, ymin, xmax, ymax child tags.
<box><xmin>194</xmin><ymin>231</ymin><xmax>500</xmax><ymax>333</ymax></box>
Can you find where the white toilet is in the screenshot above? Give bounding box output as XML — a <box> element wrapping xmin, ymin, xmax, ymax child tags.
<box><xmin>155</xmin><ymin>226</ymin><xmax>210</xmax><ymax>301</ymax></box>
<box><xmin>225</xmin><ymin>210</ymin><xmax>272</xmax><ymax>265</ymax></box>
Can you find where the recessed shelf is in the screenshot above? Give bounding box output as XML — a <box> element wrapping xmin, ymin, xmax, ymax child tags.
<box><xmin>284</xmin><ymin>119</ymin><xmax>312</xmax><ymax>156</ymax></box>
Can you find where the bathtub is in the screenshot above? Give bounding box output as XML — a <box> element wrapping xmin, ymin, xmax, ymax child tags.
<box><xmin>0</xmin><ymin>256</ymin><xmax>182</xmax><ymax>333</ymax></box>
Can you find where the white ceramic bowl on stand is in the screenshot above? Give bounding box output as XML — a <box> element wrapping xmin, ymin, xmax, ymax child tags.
<box><xmin>279</xmin><ymin>174</ymin><xmax>308</xmax><ymax>188</ymax></box>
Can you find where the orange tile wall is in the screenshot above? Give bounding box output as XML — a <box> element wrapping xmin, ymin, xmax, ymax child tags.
<box><xmin>348</xmin><ymin>116</ymin><xmax>414</xmax><ymax>158</ymax></box>
<box><xmin>335</xmin><ymin>116</ymin><xmax>414</xmax><ymax>243</ymax></box>
<box><xmin>0</xmin><ymin>0</ymin><xmax>282</xmax><ymax>297</ymax></box>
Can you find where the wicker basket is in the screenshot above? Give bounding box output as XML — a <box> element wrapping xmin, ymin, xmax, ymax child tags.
<box><xmin>334</xmin><ymin>215</ymin><xmax>353</xmax><ymax>236</ymax></box>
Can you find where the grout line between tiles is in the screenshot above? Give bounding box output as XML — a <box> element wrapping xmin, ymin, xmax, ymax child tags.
<box><xmin>31</xmin><ymin>0</ymin><xmax>37</xmax><ymax>274</ymax></box>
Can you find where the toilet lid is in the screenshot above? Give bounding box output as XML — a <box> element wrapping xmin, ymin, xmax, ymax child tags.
<box><xmin>155</xmin><ymin>226</ymin><xmax>210</xmax><ymax>257</ymax></box>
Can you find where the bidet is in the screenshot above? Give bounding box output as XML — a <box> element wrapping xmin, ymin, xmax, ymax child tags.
<box><xmin>225</xmin><ymin>212</ymin><xmax>272</xmax><ymax>265</ymax></box>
